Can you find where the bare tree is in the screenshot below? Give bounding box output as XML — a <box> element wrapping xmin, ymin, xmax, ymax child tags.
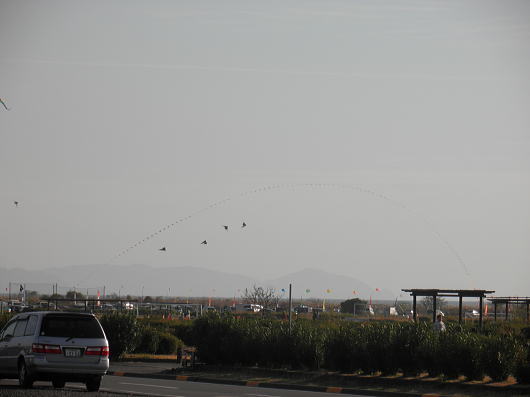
<box><xmin>421</xmin><ymin>296</ymin><xmax>446</xmax><ymax>314</ymax></box>
<box><xmin>242</xmin><ymin>285</ymin><xmax>280</xmax><ymax>309</ymax></box>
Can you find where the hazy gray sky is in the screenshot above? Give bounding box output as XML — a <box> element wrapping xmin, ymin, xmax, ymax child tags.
<box><xmin>1</xmin><ymin>0</ymin><xmax>529</xmax><ymax>297</ymax></box>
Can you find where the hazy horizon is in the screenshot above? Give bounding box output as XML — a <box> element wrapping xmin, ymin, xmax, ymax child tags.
<box><xmin>1</xmin><ymin>0</ymin><xmax>529</xmax><ymax>297</ymax></box>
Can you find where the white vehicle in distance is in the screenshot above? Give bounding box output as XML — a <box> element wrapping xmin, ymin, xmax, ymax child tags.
<box><xmin>234</xmin><ymin>303</ymin><xmax>263</xmax><ymax>313</ymax></box>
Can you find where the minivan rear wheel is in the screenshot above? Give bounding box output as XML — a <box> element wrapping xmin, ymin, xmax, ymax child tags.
<box><xmin>18</xmin><ymin>360</ymin><xmax>34</xmax><ymax>388</ymax></box>
<box><xmin>52</xmin><ymin>378</ymin><xmax>66</xmax><ymax>388</ymax></box>
<box><xmin>86</xmin><ymin>376</ymin><xmax>101</xmax><ymax>392</ymax></box>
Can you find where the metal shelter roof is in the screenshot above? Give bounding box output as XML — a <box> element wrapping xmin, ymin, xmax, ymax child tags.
<box><xmin>487</xmin><ymin>297</ymin><xmax>530</xmax><ymax>322</ymax></box>
<box><xmin>402</xmin><ymin>289</ymin><xmax>495</xmax><ymax>297</ymax></box>
<box><xmin>487</xmin><ymin>296</ymin><xmax>530</xmax><ymax>304</ymax></box>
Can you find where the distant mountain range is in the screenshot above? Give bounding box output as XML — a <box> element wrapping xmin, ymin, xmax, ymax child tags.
<box><xmin>0</xmin><ymin>265</ymin><xmax>395</xmax><ymax>300</ymax></box>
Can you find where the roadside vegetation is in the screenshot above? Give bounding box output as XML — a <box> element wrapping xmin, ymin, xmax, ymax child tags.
<box><xmin>2</xmin><ymin>305</ymin><xmax>529</xmax><ymax>385</ymax></box>
<box><xmin>184</xmin><ymin>313</ymin><xmax>530</xmax><ymax>384</ymax></box>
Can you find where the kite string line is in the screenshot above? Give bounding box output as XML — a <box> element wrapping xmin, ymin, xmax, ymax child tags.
<box><xmin>238</xmin><ymin>183</ymin><xmax>471</xmax><ymax>279</ymax></box>
<box><xmin>107</xmin><ymin>183</ymin><xmax>471</xmax><ymax>279</ymax></box>
<box><xmin>108</xmin><ymin>197</ymin><xmax>231</xmax><ymax>261</ymax></box>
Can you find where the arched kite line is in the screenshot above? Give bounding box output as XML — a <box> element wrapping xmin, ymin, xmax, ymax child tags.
<box><xmin>106</xmin><ymin>183</ymin><xmax>471</xmax><ymax>278</ymax></box>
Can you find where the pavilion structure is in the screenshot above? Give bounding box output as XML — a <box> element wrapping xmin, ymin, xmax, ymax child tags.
<box><xmin>487</xmin><ymin>297</ymin><xmax>530</xmax><ymax>323</ymax></box>
<box><xmin>401</xmin><ymin>288</ymin><xmax>495</xmax><ymax>328</ymax></box>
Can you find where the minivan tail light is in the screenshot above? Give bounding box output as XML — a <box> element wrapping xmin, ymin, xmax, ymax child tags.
<box><xmin>32</xmin><ymin>343</ymin><xmax>45</xmax><ymax>353</ymax></box>
<box><xmin>102</xmin><ymin>346</ymin><xmax>110</xmax><ymax>357</ymax></box>
<box><xmin>86</xmin><ymin>346</ymin><xmax>109</xmax><ymax>356</ymax></box>
<box><xmin>32</xmin><ymin>344</ymin><xmax>61</xmax><ymax>354</ymax></box>
<box><xmin>45</xmin><ymin>344</ymin><xmax>62</xmax><ymax>354</ymax></box>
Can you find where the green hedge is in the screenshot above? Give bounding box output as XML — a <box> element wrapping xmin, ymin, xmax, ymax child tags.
<box><xmin>99</xmin><ymin>313</ymin><xmax>140</xmax><ymax>359</ymax></box>
<box><xmin>0</xmin><ymin>313</ymin><xmax>13</xmax><ymax>331</ymax></box>
<box><xmin>190</xmin><ymin>314</ymin><xmax>530</xmax><ymax>381</ymax></box>
<box><xmin>191</xmin><ymin>314</ymin><xmax>326</xmax><ymax>369</ymax></box>
<box><xmin>133</xmin><ymin>324</ymin><xmax>184</xmax><ymax>355</ymax></box>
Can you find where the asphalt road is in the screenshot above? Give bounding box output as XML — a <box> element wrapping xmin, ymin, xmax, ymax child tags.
<box><xmin>0</xmin><ymin>375</ymin><xmax>381</xmax><ymax>397</ymax></box>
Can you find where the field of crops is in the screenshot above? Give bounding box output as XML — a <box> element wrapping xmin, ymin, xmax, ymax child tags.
<box><xmin>2</xmin><ymin>311</ymin><xmax>529</xmax><ymax>384</ymax></box>
<box><xmin>187</xmin><ymin>314</ymin><xmax>530</xmax><ymax>383</ymax></box>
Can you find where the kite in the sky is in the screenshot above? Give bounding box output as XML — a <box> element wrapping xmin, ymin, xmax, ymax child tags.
<box><xmin>0</xmin><ymin>98</ymin><xmax>10</xmax><ymax>111</ymax></box>
<box><xmin>14</xmin><ymin>201</ymin><xmax>19</xmax><ymax>207</ymax></box>
<box><xmin>201</xmin><ymin>240</ymin><xmax>207</xmax><ymax>245</ymax></box>
<box><xmin>241</xmin><ymin>222</ymin><xmax>247</xmax><ymax>228</ymax></box>
<box><xmin>159</xmin><ymin>247</ymin><xmax>166</xmax><ymax>251</ymax></box>
<box><xmin>222</xmin><ymin>225</ymin><xmax>229</xmax><ymax>231</ymax></box>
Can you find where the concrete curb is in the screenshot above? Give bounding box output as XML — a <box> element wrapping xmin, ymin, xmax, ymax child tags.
<box><xmin>107</xmin><ymin>371</ymin><xmax>442</xmax><ymax>397</ymax></box>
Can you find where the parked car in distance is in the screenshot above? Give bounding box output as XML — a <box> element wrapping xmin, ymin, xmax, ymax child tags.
<box><xmin>234</xmin><ymin>303</ymin><xmax>263</xmax><ymax>312</ymax></box>
<box><xmin>0</xmin><ymin>311</ymin><xmax>109</xmax><ymax>391</ymax></box>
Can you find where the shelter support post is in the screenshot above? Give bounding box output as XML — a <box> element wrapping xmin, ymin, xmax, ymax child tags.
<box><xmin>432</xmin><ymin>295</ymin><xmax>437</xmax><ymax>323</ymax></box>
<box><xmin>479</xmin><ymin>296</ymin><xmax>483</xmax><ymax>329</ymax></box>
<box><xmin>413</xmin><ymin>295</ymin><xmax>417</xmax><ymax>322</ymax></box>
<box><xmin>458</xmin><ymin>295</ymin><xmax>463</xmax><ymax>324</ymax></box>
<box><xmin>494</xmin><ymin>303</ymin><xmax>497</xmax><ymax>321</ymax></box>
<box><xmin>505</xmin><ymin>302</ymin><xmax>509</xmax><ymax>321</ymax></box>
<box><xmin>288</xmin><ymin>283</ymin><xmax>292</xmax><ymax>335</ymax></box>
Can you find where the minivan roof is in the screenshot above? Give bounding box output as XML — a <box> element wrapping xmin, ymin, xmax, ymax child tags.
<box><xmin>12</xmin><ymin>311</ymin><xmax>97</xmax><ymax>318</ymax></box>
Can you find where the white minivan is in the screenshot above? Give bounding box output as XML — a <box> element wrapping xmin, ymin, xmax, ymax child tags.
<box><xmin>0</xmin><ymin>312</ymin><xmax>109</xmax><ymax>391</ymax></box>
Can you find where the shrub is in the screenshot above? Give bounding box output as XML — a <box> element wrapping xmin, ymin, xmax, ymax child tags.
<box><xmin>191</xmin><ymin>313</ymin><xmax>326</xmax><ymax>369</ymax></box>
<box><xmin>480</xmin><ymin>334</ymin><xmax>519</xmax><ymax>381</ymax></box>
<box><xmin>157</xmin><ymin>332</ymin><xmax>182</xmax><ymax>354</ymax></box>
<box><xmin>172</xmin><ymin>321</ymin><xmax>195</xmax><ymax>345</ymax></box>
<box><xmin>184</xmin><ymin>314</ymin><xmax>529</xmax><ymax>380</ymax></box>
<box><xmin>0</xmin><ymin>313</ymin><xmax>13</xmax><ymax>330</ymax></box>
<box><xmin>99</xmin><ymin>312</ymin><xmax>140</xmax><ymax>359</ymax></box>
<box><xmin>515</xmin><ymin>354</ymin><xmax>530</xmax><ymax>384</ymax></box>
<box><xmin>135</xmin><ymin>326</ymin><xmax>160</xmax><ymax>354</ymax></box>
<box><xmin>515</xmin><ymin>328</ymin><xmax>530</xmax><ymax>384</ymax></box>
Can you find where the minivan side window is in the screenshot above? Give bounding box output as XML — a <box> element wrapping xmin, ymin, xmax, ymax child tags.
<box><xmin>1</xmin><ymin>321</ymin><xmax>17</xmax><ymax>340</ymax></box>
<box><xmin>25</xmin><ymin>315</ymin><xmax>38</xmax><ymax>336</ymax></box>
<box><xmin>13</xmin><ymin>318</ymin><xmax>28</xmax><ymax>337</ymax></box>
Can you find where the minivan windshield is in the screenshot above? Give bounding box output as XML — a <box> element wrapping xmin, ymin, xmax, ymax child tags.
<box><xmin>40</xmin><ymin>315</ymin><xmax>104</xmax><ymax>339</ymax></box>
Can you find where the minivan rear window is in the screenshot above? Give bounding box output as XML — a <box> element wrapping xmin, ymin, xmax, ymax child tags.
<box><xmin>40</xmin><ymin>315</ymin><xmax>104</xmax><ymax>339</ymax></box>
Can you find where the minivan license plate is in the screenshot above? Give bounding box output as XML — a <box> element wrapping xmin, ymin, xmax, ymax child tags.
<box><xmin>64</xmin><ymin>348</ymin><xmax>81</xmax><ymax>358</ymax></box>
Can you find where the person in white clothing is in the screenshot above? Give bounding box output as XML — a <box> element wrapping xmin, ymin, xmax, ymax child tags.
<box><xmin>433</xmin><ymin>313</ymin><xmax>446</xmax><ymax>332</ymax></box>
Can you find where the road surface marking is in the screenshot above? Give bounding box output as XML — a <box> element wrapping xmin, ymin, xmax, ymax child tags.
<box><xmin>113</xmin><ymin>389</ymin><xmax>184</xmax><ymax>397</ymax></box>
<box><xmin>247</xmin><ymin>394</ymin><xmax>280</xmax><ymax>397</ymax></box>
<box><xmin>120</xmin><ymin>381</ymin><xmax>180</xmax><ymax>389</ymax></box>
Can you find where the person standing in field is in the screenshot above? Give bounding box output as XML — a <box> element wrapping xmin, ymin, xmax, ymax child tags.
<box><xmin>433</xmin><ymin>312</ymin><xmax>446</xmax><ymax>332</ymax></box>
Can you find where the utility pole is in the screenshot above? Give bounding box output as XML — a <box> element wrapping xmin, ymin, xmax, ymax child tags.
<box><xmin>288</xmin><ymin>283</ymin><xmax>292</xmax><ymax>335</ymax></box>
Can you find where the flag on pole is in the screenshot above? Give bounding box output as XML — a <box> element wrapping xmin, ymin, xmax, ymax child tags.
<box><xmin>485</xmin><ymin>304</ymin><xmax>488</xmax><ymax>315</ymax></box>
<box><xmin>19</xmin><ymin>284</ymin><xmax>24</xmax><ymax>292</ymax></box>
